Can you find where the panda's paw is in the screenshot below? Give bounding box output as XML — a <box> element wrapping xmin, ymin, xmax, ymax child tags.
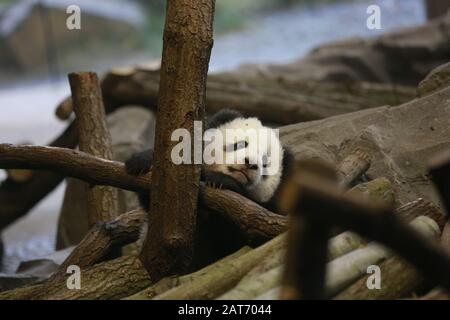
<box><xmin>125</xmin><ymin>149</ymin><xmax>154</xmax><ymax>176</ymax></box>
<box><xmin>202</xmin><ymin>171</ymin><xmax>247</xmax><ymax>196</ymax></box>
<box><xmin>206</xmin><ymin>181</ymin><xmax>223</xmax><ymax>189</ymax></box>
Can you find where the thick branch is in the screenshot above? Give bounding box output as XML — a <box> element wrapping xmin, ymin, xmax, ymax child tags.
<box><xmin>199</xmin><ymin>186</ymin><xmax>288</xmax><ymax>243</ymax></box>
<box><xmin>0</xmin><ymin>144</ymin><xmax>150</xmax><ymax>192</ymax></box>
<box><xmin>49</xmin><ymin>209</ymin><xmax>145</xmax><ymax>283</ymax></box>
<box><xmin>0</xmin><ymin>122</ymin><xmax>78</xmax><ymax>230</ymax></box>
<box><xmin>0</xmin><ymin>255</ymin><xmax>151</xmax><ymax>300</ymax></box>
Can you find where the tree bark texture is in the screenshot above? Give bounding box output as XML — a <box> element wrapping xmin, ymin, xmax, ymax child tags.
<box><xmin>69</xmin><ymin>71</ymin><xmax>119</xmax><ymax>225</ymax></box>
<box><xmin>0</xmin><ymin>122</ymin><xmax>78</xmax><ymax>231</ymax></box>
<box><xmin>139</xmin><ymin>0</ymin><xmax>215</xmax><ymax>280</ymax></box>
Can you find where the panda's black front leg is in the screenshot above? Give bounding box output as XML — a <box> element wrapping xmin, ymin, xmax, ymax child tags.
<box><xmin>201</xmin><ymin>170</ymin><xmax>248</xmax><ymax>198</ymax></box>
<box><xmin>125</xmin><ymin>148</ymin><xmax>153</xmax><ymax>175</ymax></box>
<box><xmin>125</xmin><ymin>148</ymin><xmax>154</xmax><ymax>210</ymax></box>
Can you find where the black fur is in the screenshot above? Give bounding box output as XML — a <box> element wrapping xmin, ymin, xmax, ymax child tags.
<box><xmin>262</xmin><ymin>147</ymin><xmax>295</xmax><ymax>212</ymax></box>
<box><xmin>125</xmin><ymin>148</ymin><xmax>153</xmax><ymax>176</ymax></box>
<box><xmin>201</xmin><ymin>170</ymin><xmax>248</xmax><ymax>197</ymax></box>
<box><xmin>206</xmin><ymin>109</ymin><xmax>243</xmax><ymax>130</ymax></box>
<box><xmin>125</xmin><ymin>149</ymin><xmax>153</xmax><ymax>210</ymax></box>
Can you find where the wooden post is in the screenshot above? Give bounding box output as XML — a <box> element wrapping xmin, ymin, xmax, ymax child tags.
<box><xmin>280</xmin><ymin>160</ymin><xmax>338</xmax><ymax>300</ymax></box>
<box><xmin>69</xmin><ymin>72</ymin><xmax>119</xmax><ymax>226</ymax></box>
<box><xmin>139</xmin><ymin>0</ymin><xmax>215</xmax><ymax>280</ymax></box>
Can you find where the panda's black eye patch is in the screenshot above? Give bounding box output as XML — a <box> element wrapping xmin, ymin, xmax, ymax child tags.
<box><xmin>224</xmin><ymin>140</ymin><xmax>248</xmax><ymax>152</ymax></box>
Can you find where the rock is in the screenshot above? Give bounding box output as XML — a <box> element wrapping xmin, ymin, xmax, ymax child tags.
<box><xmin>0</xmin><ymin>246</ymin><xmax>74</xmax><ymax>292</ymax></box>
<box><xmin>238</xmin><ymin>13</ymin><xmax>450</xmax><ymax>86</ymax></box>
<box><xmin>55</xmin><ymin>106</ymin><xmax>154</xmax><ymax>250</ymax></box>
<box><xmin>0</xmin><ymin>273</ymin><xmax>41</xmax><ymax>292</ymax></box>
<box><xmin>280</xmin><ymin>84</ymin><xmax>450</xmax><ymax>209</ymax></box>
<box><xmin>418</xmin><ymin>62</ymin><xmax>450</xmax><ymax>96</ymax></box>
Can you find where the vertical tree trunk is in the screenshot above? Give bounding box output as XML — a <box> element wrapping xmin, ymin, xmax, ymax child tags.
<box><xmin>140</xmin><ymin>0</ymin><xmax>215</xmax><ymax>280</ymax></box>
<box><xmin>69</xmin><ymin>72</ymin><xmax>119</xmax><ymax>225</ymax></box>
<box><xmin>425</xmin><ymin>0</ymin><xmax>450</xmax><ymax>20</ymax></box>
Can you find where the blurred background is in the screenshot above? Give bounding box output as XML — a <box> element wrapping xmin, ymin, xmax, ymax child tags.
<box><xmin>0</xmin><ymin>0</ymin><xmax>435</xmax><ymax>273</ymax></box>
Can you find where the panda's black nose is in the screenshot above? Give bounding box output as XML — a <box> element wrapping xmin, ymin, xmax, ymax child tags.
<box><xmin>245</xmin><ymin>157</ymin><xmax>258</xmax><ymax>170</ymax></box>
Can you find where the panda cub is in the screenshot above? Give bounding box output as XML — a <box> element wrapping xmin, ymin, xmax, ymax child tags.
<box><xmin>125</xmin><ymin>109</ymin><xmax>293</xmax><ymax>212</ymax></box>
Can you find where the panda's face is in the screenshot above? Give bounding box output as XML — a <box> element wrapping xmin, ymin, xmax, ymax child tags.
<box><xmin>204</xmin><ymin>117</ymin><xmax>284</xmax><ymax>201</ymax></box>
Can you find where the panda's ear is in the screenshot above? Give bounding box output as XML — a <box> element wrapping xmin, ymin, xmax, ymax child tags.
<box><xmin>207</xmin><ymin>109</ymin><xmax>243</xmax><ymax>129</ymax></box>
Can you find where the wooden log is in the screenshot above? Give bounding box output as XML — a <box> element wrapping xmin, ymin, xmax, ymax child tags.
<box><xmin>199</xmin><ymin>186</ymin><xmax>288</xmax><ymax>243</ymax></box>
<box><xmin>255</xmin><ymin>216</ymin><xmax>441</xmax><ymax>300</ymax></box>
<box><xmin>70</xmin><ymin>71</ymin><xmax>119</xmax><ymax>225</ymax></box>
<box><xmin>334</xmin><ymin>256</ymin><xmax>424</xmax><ymax>300</ymax></box>
<box><xmin>326</xmin><ymin>216</ymin><xmax>440</xmax><ymax>297</ymax></box>
<box><xmin>220</xmin><ymin>197</ymin><xmax>445</xmax><ymax>300</ymax></box>
<box><xmin>0</xmin><ymin>122</ymin><xmax>78</xmax><ymax>231</ymax></box>
<box><xmin>286</xmin><ymin>167</ymin><xmax>450</xmax><ymax>294</ymax></box>
<box><xmin>280</xmin><ymin>160</ymin><xmax>338</xmax><ymax>300</ymax></box>
<box><xmin>396</xmin><ymin>198</ymin><xmax>447</xmax><ymax>229</ymax></box>
<box><xmin>346</xmin><ymin>177</ymin><xmax>395</xmax><ymax>206</ymax></box>
<box><xmin>0</xmin><ymin>144</ymin><xmax>150</xmax><ymax>192</ymax></box>
<box><xmin>0</xmin><ymin>255</ymin><xmax>151</xmax><ymax>300</ymax></box>
<box><xmin>152</xmin><ymin>234</ymin><xmax>286</xmax><ymax>300</ymax></box>
<box><xmin>80</xmin><ymin>69</ymin><xmax>415</xmax><ymax>125</ymax></box>
<box><xmin>217</xmin><ymin>231</ymin><xmax>366</xmax><ymax>300</ymax></box>
<box><xmin>125</xmin><ymin>246</ymin><xmax>251</xmax><ymax>300</ymax></box>
<box><xmin>337</xmin><ymin>149</ymin><xmax>371</xmax><ymax>188</ymax></box>
<box><xmin>49</xmin><ymin>209</ymin><xmax>145</xmax><ymax>283</ymax></box>
<box><xmin>139</xmin><ymin>0</ymin><xmax>215</xmax><ymax>280</ymax></box>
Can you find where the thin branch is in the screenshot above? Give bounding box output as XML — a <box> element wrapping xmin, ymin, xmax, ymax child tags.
<box><xmin>0</xmin><ymin>144</ymin><xmax>283</xmax><ymax>241</ymax></box>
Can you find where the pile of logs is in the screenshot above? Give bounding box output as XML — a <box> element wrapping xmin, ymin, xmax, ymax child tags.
<box><xmin>1</xmin><ymin>1</ymin><xmax>450</xmax><ymax>300</ymax></box>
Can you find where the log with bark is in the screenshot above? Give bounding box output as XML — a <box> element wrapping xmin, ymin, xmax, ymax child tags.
<box><xmin>57</xmin><ymin>69</ymin><xmax>415</xmax><ymax>126</ymax></box>
<box><xmin>135</xmin><ymin>0</ymin><xmax>215</xmax><ymax>282</ymax></box>
<box><xmin>0</xmin><ymin>122</ymin><xmax>78</xmax><ymax>231</ymax></box>
<box><xmin>70</xmin><ymin>71</ymin><xmax>119</xmax><ymax>225</ymax></box>
<box><xmin>48</xmin><ymin>209</ymin><xmax>145</xmax><ymax>283</ymax></box>
<box><xmin>334</xmin><ymin>256</ymin><xmax>425</xmax><ymax>300</ymax></box>
<box><xmin>0</xmin><ymin>255</ymin><xmax>151</xmax><ymax>300</ymax></box>
<box><xmin>217</xmin><ymin>231</ymin><xmax>367</xmax><ymax>300</ymax></box>
<box><xmin>279</xmin><ymin>162</ymin><xmax>450</xmax><ymax>299</ymax></box>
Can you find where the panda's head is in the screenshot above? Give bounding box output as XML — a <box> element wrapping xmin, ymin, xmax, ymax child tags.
<box><xmin>203</xmin><ymin>116</ymin><xmax>284</xmax><ymax>203</ymax></box>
